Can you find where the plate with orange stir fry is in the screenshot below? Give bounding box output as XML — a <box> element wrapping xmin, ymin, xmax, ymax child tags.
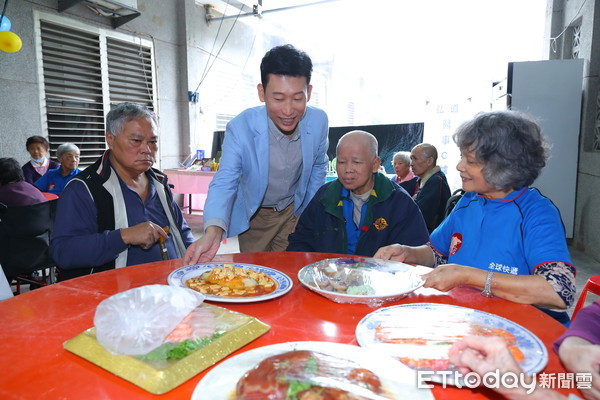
<box><xmin>355</xmin><ymin>303</ymin><xmax>547</xmax><ymax>384</ymax></box>
<box><xmin>168</xmin><ymin>263</ymin><xmax>293</xmax><ymax>303</ymax></box>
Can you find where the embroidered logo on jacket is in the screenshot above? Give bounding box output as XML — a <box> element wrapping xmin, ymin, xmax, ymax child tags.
<box><xmin>373</xmin><ymin>218</ymin><xmax>388</xmax><ymax>230</ymax></box>
<box><xmin>449</xmin><ymin>232</ymin><xmax>463</xmax><ymax>255</ymax></box>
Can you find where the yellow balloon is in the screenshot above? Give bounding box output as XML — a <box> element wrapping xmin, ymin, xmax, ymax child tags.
<box><xmin>0</xmin><ymin>31</ymin><xmax>22</xmax><ymax>53</ymax></box>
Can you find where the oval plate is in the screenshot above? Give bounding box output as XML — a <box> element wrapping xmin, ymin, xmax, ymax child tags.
<box><xmin>356</xmin><ymin>303</ymin><xmax>548</xmax><ymax>385</ymax></box>
<box><xmin>298</xmin><ymin>257</ymin><xmax>427</xmax><ymax>305</ymax></box>
<box><xmin>191</xmin><ymin>341</ymin><xmax>434</xmax><ymax>400</ymax></box>
<box><xmin>168</xmin><ymin>263</ymin><xmax>293</xmax><ymax>303</ymax></box>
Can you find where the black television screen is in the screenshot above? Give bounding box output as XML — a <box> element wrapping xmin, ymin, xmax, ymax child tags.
<box><xmin>212</xmin><ymin>122</ymin><xmax>424</xmax><ymax>174</ymax></box>
<box><xmin>328</xmin><ymin>123</ymin><xmax>424</xmax><ymax>174</ymax></box>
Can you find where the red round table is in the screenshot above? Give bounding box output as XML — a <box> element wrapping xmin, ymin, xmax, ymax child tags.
<box><xmin>0</xmin><ymin>252</ymin><xmax>582</xmax><ymax>399</ymax></box>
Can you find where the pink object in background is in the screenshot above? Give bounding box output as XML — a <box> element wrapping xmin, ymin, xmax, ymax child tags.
<box><xmin>163</xmin><ymin>169</ymin><xmax>216</xmax><ymax>213</ymax></box>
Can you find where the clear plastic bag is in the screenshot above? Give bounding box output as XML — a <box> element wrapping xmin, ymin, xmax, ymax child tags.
<box><xmin>94</xmin><ymin>284</ymin><xmax>205</xmax><ymax>356</ymax></box>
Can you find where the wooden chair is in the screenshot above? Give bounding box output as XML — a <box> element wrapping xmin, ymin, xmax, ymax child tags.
<box><xmin>572</xmin><ymin>275</ymin><xmax>600</xmax><ymax>319</ymax></box>
<box><xmin>0</xmin><ymin>200</ymin><xmax>58</xmax><ymax>294</ymax></box>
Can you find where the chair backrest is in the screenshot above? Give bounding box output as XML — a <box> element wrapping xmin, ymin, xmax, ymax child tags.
<box><xmin>0</xmin><ymin>199</ymin><xmax>58</xmax><ymax>277</ymax></box>
<box><xmin>0</xmin><ymin>200</ymin><xmax>56</xmax><ymax>238</ymax></box>
<box><xmin>571</xmin><ymin>275</ymin><xmax>600</xmax><ymax>319</ymax></box>
<box><xmin>444</xmin><ymin>189</ymin><xmax>465</xmax><ymax>217</ymax></box>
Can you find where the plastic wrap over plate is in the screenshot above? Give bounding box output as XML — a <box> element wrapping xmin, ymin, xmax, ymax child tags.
<box><xmin>192</xmin><ymin>341</ymin><xmax>434</xmax><ymax>400</ymax></box>
<box><xmin>298</xmin><ymin>257</ymin><xmax>426</xmax><ymax>307</ymax></box>
<box><xmin>355</xmin><ymin>303</ymin><xmax>548</xmax><ymax>385</ymax></box>
<box><xmin>63</xmin><ymin>304</ymin><xmax>270</xmax><ymax>394</ymax></box>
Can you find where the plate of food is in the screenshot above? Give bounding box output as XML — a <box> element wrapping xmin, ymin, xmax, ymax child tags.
<box><xmin>297</xmin><ymin>257</ymin><xmax>427</xmax><ymax>306</ymax></box>
<box><xmin>168</xmin><ymin>263</ymin><xmax>293</xmax><ymax>303</ymax></box>
<box><xmin>191</xmin><ymin>341</ymin><xmax>434</xmax><ymax>400</ymax></box>
<box><xmin>355</xmin><ymin>303</ymin><xmax>548</xmax><ymax>385</ymax></box>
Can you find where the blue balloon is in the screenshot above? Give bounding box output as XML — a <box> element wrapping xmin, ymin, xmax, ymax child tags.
<box><xmin>0</xmin><ymin>16</ymin><xmax>11</xmax><ymax>32</ymax></box>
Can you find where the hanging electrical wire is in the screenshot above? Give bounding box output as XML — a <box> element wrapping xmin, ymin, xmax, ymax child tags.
<box><xmin>548</xmin><ymin>0</ymin><xmax>587</xmax><ymax>53</ymax></box>
<box><xmin>198</xmin><ymin>1</ymin><xmax>230</xmax><ymax>90</ymax></box>
<box><xmin>194</xmin><ymin>1</ymin><xmax>244</xmax><ymax>93</ymax></box>
<box><xmin>0</xmin><ymin>0</ymin><xmax>8</xmax><ymax>21</ymax></box>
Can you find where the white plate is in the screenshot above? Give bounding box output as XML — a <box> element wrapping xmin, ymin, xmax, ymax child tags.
<box><xmin>191</xmin><ymin>341</ymin><xmax>434</xmax><ymax>400</ymax></box>
<box><xmin>167</xmin><ymin>263</ymin><xmax>293</xmax><ymax>303</ymax></box>
<box><xmin>356</xmin><ymin>303</ymin><xmax>548</xmax><ymax>385</ymax></box>
<box><xmin>298</xmin><ymin>257</ymin><xmax>427</xmax><ymax>306</ymax></box>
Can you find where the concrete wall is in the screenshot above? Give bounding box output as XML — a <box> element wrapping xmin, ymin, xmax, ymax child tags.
<box><xmin>0</xmin><ymin>0</ymin><xmax>261</xmax><ymax>169</ymax></box>
<box><xmin>545</xmin><ymin>0</ymin><xmax>600</xmax><ymax>261</ymax></box>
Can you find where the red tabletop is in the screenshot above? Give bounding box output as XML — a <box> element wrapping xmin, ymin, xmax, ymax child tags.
<box><xmin>41</xmin><ymin>191</ymin><xmax>59</xmax><ymax>200</ymax></box>
<box><xmin>0</xmin><ymin>252</ymin><xmax>581</xmax><ymax>399</ymax></box>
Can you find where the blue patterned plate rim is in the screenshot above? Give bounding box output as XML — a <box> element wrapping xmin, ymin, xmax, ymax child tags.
<box><xmin>167</xmin><ymin>262</ymin><xmax>293</xmax><ymax>303</ymax></box>
<box><xmin>355</xmin><ymin>303</ymin><xmax>548</xmax><ymax>378</ymax></box>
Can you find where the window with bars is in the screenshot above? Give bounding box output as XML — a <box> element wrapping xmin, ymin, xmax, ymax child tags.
<box><xmin>39</xmin><ymin>19</ymin><xmax>154</xmax><ymax>167</ymax></box>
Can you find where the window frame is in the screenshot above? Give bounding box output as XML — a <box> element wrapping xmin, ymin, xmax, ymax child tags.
<box><xmin>34</xmin><ymin>11</ymin><xmax>157</xmax><ymax>168</ymax></box>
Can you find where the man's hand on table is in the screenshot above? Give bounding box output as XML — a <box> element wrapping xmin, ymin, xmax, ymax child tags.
<box><xmin>120</xmin><ymin>221</ymin><xmax>168</xmax><ymax>250</ymax></box>
<box><xmin>373</xmin><ymin>244</ymin><xmax>410</xmax><ymax>262</ymax></box>
<box><xmin>183</xmin><ymin>226</ymin><xmax>224</xmax><ymax>265</ymax></box>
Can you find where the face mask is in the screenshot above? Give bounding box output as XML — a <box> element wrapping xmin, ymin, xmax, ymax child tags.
<box><xmin>31</xmin><ymin>157</ymin><xmax>46</xmax><ymax>164</ymax></box>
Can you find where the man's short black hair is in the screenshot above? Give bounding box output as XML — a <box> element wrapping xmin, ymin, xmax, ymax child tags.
<box><xmin>260</xmin><ymin>44</ymin><xmax>313</xmax><ymax>88</ymax></box>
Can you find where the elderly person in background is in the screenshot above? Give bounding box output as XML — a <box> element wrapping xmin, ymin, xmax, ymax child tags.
<box><xmin>34</xmin><ymin>142</ymin><xmax>82</xmax><ymax>195</ymax></box>
<box><xmin>51</xmin><ymin>102</ymin><xmax>194</xmax><ymax>280</ymax></box>
<box><xmin>287</xmin><ymin>130</ymin><xmax>429</xmax><ymax>256</ymax></box>
<box><xmin>0</xmin><ymin>157</ymin><xmax>47</xmax><ymax>206</ymax></box>
<box><xmin>375</xmin><ymin>111</ymin><xmax>576</xmax><ymax>324</ymax></box>
<box><xmin>410</xmin><ymin>143</ymin><xmax>451</xmax><ymax>232</ymax></box>
<box><xmin>390</xmin><ymin>150</ymin><xmax>417</xmax><ymax>195</ymax></box>
<box><xmin>21</xmin><ymin>135</ymin><xmax>60</xmax><ymax>184</ymax></box>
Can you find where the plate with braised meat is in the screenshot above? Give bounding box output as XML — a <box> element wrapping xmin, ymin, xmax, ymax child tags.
<box><xmin>192</xmin><ymin>341</ymin><xmax>434</xmax><ymax>400</ymax></box>
<box><xmin>168</xmin><ymin>263</ymin><xmax>293</xmax><ymax>303</ymax></box>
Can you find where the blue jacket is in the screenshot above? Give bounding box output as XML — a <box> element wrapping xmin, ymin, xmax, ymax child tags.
<box><xmin>287</xmin><ymin>172</ymin><xmax>430</xmax><ymax>257</ymax></box>
<box><xmin>203</xmin><ymin>105</ymin><xmax>329</xmax><ymax>237</ymax></box>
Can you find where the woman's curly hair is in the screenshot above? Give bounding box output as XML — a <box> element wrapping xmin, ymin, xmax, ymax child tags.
<box><xmin>453</xmin><ymin>110</ymin><xmax>549</xmax><ymax>190</ymax></box>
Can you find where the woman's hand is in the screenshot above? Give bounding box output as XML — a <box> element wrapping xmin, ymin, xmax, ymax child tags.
<box><xmin>558</xmin><ymin>336</ymin><xmax>600</xmax><ymax>400</ymax></box>
<box><xmin>449</xmin><ymin>335</ymin><xmax>523</xmax><ymax>376</ymax></box>
<box><xmin>421</xmin><ymin>264</ymin><xmax>474</xmax><ymax>292</ymax></box>
<box><xmin>449</xmin><ymin>336</ymin><xmax>566</xmax><ymax>400</ymax></box>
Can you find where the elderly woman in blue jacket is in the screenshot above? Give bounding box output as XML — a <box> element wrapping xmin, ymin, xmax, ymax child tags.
<box><xmin>375</xmin><ymin>110</ymin><xmax>576</xmax><ymax>324</ymax></box>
